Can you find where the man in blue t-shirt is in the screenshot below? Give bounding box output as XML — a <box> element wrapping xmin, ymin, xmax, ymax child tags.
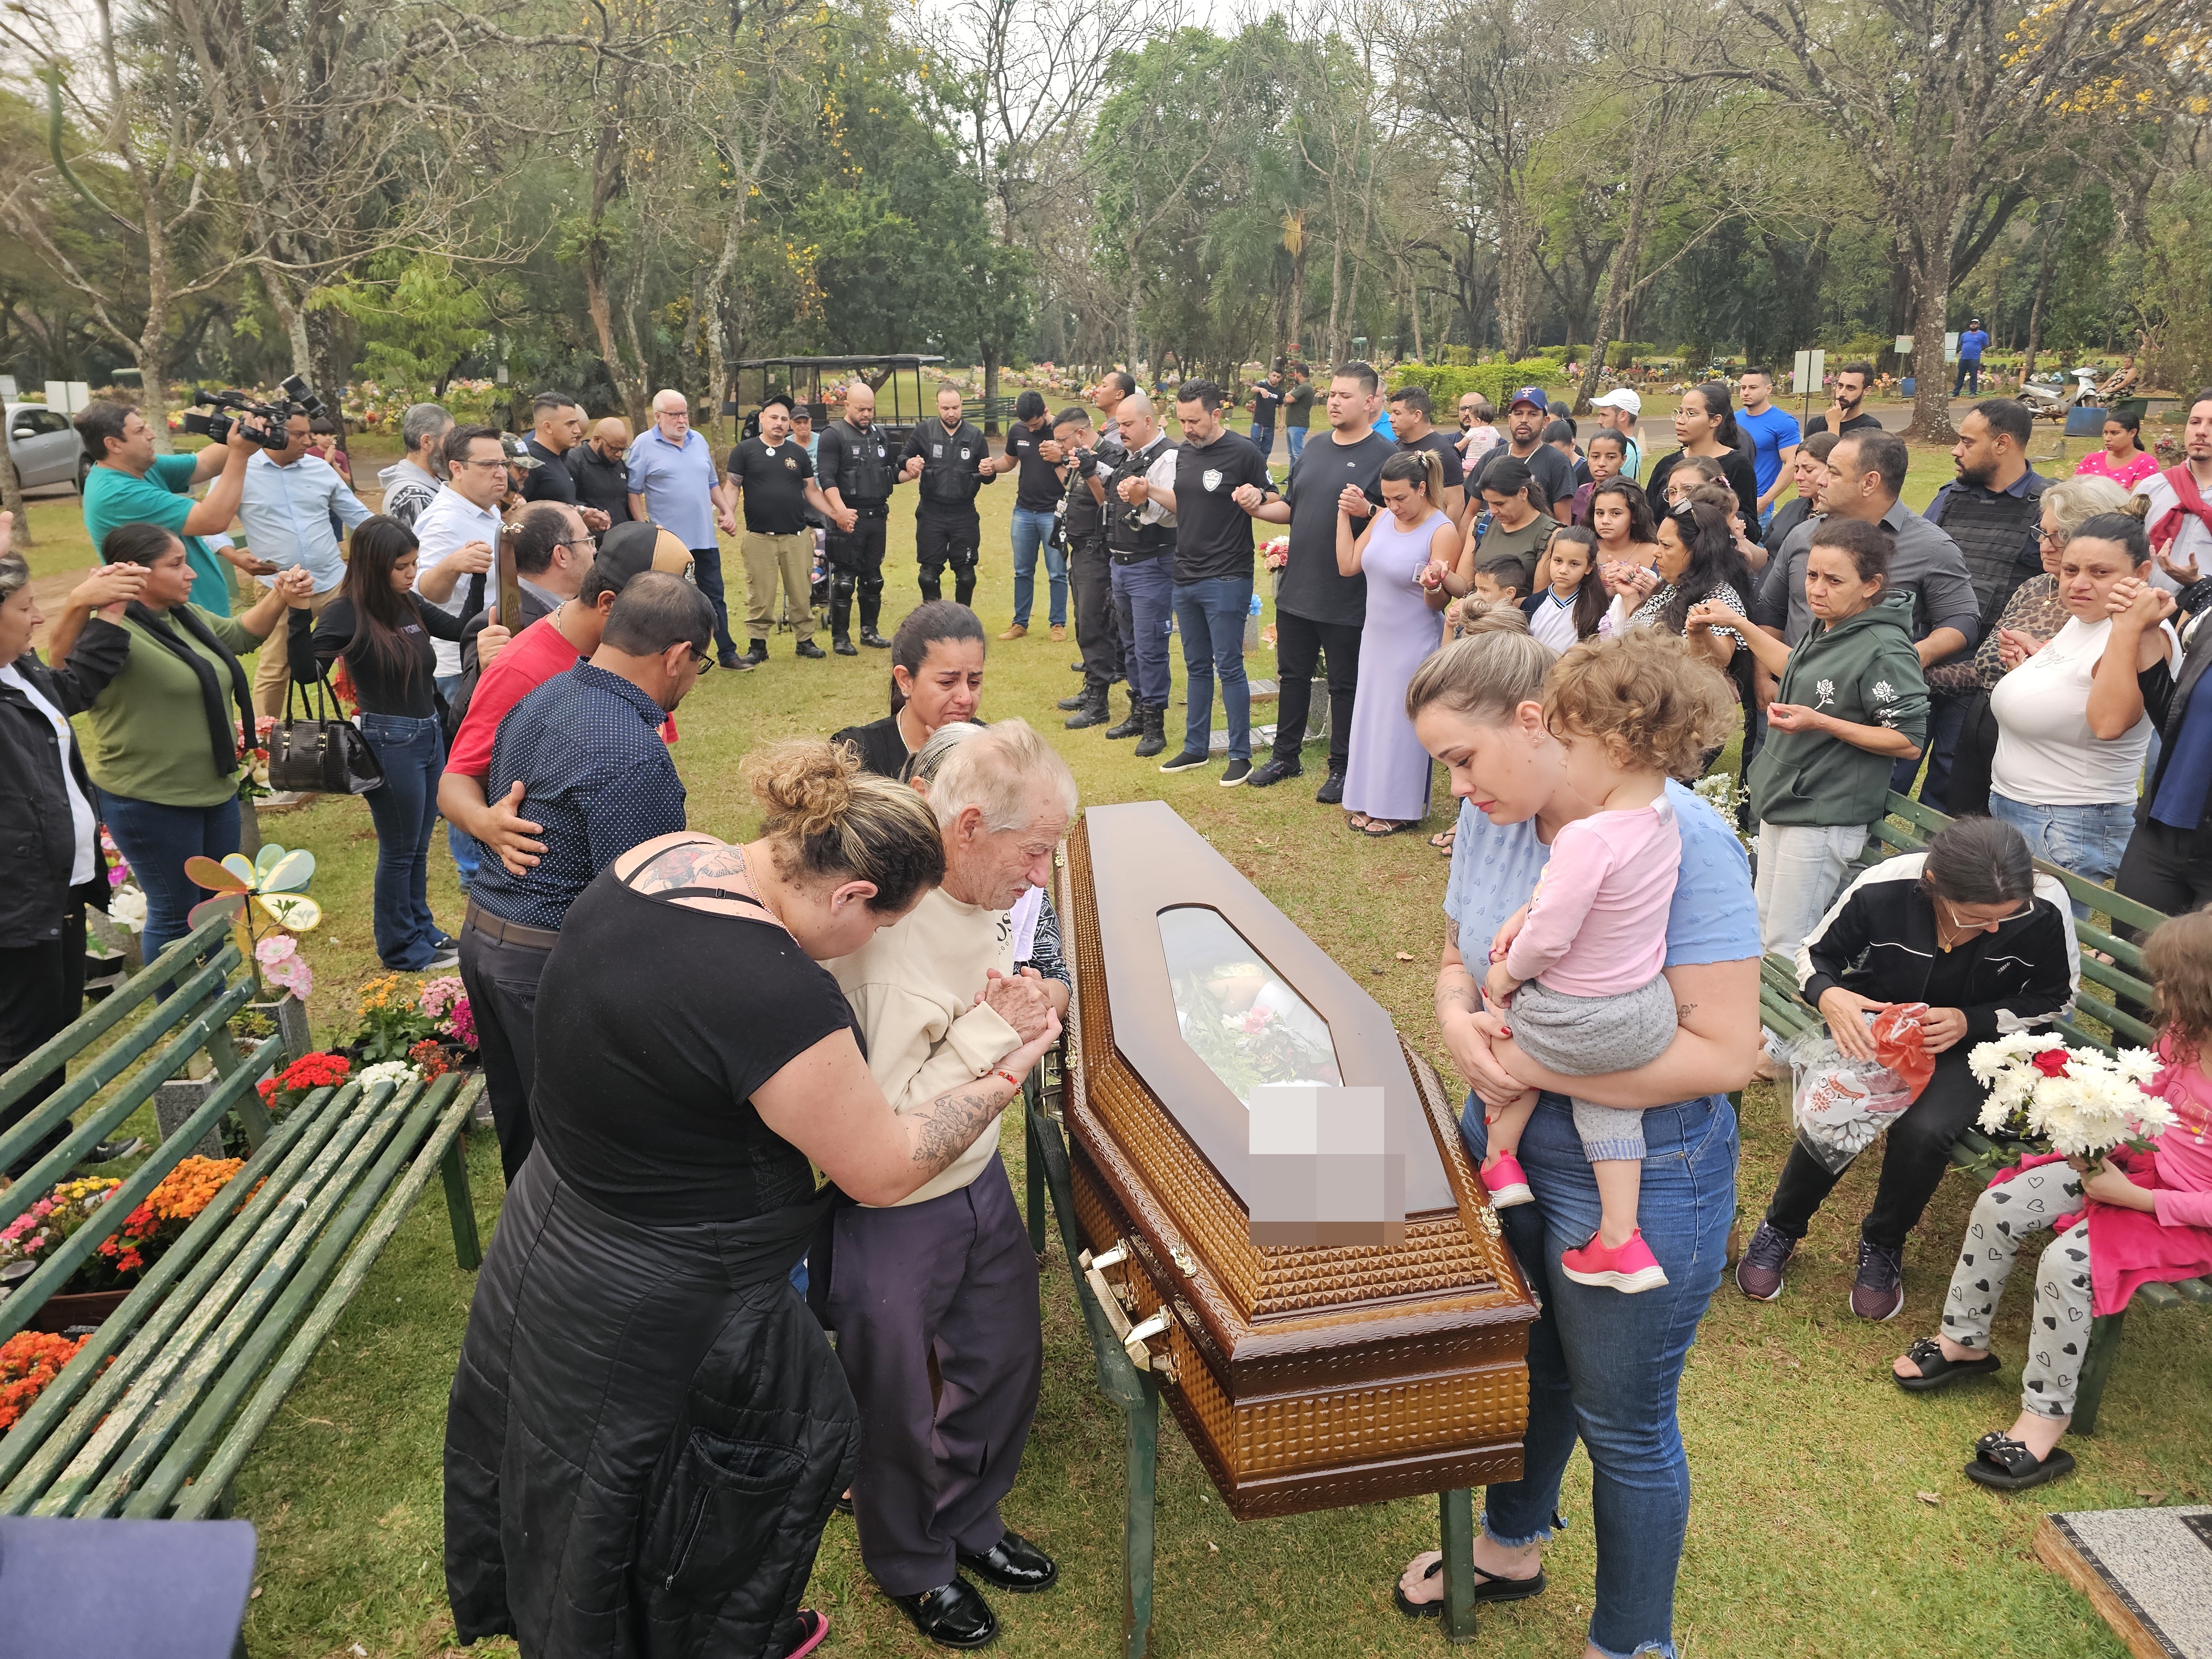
<box><xmin>1735</xmin><ymin>367</ymin><xmax>1802</xmax><ymax>528</ymax></box>
<box><xmin>1953</xmin><ymin>320</ymin><xmax>1990</xmax><ymax>396</ymax></box>
<box><xmin>75</xmin><ymin>400</ymin><xmax>276</xmax><ymax>615</ymax></box>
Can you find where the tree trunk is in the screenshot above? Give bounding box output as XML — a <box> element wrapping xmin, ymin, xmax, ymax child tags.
<box><xmin>1323</xmin><ymin>226</ymin><xmax>1348</xmax><ymax>367</ymax></box>
<box><xmin>1904</xmin><ymin>238</ymin><xmax>1958</xmax><ymax>443</ymax></box>
<box><xmin>2020</xmin><ymin>199</ymin><xmax>2070</xmax><ymax>385</ymax></box>
<box><xmin>982</xmin><ymin>345</ymin><xmax>1000</xmax><ymax>436</ymax></box>
<box><xmin>0</xmin><ymin>440</ymin><xmax>33</xmax><ymax>547</ymax></box>
<box><xmin>1287</xmin><ymin>234</ymin><xmax>1307</xmax><ymax>362</ymax></box>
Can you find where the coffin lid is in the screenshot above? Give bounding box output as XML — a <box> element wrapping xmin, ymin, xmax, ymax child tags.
<box><xmin>1086</xmin><ymin>800</ymin><xmax>1455</xmax><ymax>1218</ymax></box>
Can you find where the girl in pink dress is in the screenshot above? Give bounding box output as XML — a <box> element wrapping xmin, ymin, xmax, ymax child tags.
<box><xmin>1892</xmin><ymin>909</ymin><xmax>2212</xmax><ymax>1490</ymax></box>
<box><xmin>2073</xmin><ymin>410</ymin><xmax>2158</xmax><ymax>492</ymax></box>
<box><xmin>1477</xmin><ymin>630</ymin><xmax>1740</xmax><ymax>1292</ymax></box>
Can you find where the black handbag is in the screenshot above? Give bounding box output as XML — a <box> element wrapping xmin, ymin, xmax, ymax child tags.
<box><xmin>269</xmin><ymin>667</ymin><xmax>383</xmax><ymax>795</ymax></box>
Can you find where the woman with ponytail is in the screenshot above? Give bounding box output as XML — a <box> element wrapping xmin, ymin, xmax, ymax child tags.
<box><xmin>832</xmin><ymin>599</ymin><xmax>986</xmax><ymax>777</ymax></box>
<box><xmin>48</xmin><ymin>520</ymin><xmax>312</xmax><ymax>960</ymax></box>
<box><xmin>448</xmin><ymin>736</ymin><xmax>1061</xmax><ymax>1659</ymax></box>
<box><xmin>1335</xmin><ymin>447</ymin><xmax>1459</xmax><ymax>835</ymax></box>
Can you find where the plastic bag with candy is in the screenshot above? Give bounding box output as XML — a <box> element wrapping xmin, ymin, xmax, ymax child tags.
<box><xmin>1785</xmin><ymin>1002</ymin><xmax>1934</xmax><ymax>1173</ymax></box>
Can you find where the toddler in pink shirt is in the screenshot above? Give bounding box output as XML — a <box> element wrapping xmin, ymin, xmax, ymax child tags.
<box><xmin>1481</xmin><ymin>641</ymin><xmax>1719</xmax><ymax>1294</ymax></box>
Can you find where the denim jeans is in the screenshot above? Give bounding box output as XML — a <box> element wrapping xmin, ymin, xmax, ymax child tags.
<box><xmin>1892</xmin><ymin>685</ymin><xmax>1974</xmax><ymax>806</ymax></box>
<box><xmin>1174</xmin><ymin>576</ymin><xmax>1254</xmax><ymax>760</ymax></box>
<box><xmin>359</xmin><ymin>712</ymin><xmax>446</xmax><ymax>969</ymax></box>
<box><xmin>1110</xmin><ymin>555</ymin><xmax>1176</xmax><ymax>705</ymax></box>
<box><xmin>435</xmin><ymin>672</ymin><xmax>480</xmax><ymax>891</ymax></box>
<box><xmin>691</xmin><ymin>543</ymin><xmax>740</xmax><ymax>655</ymax></box>
<box><xmin>1459</xmin><ymin>1090</ymin><xmax>1736</xmax><ymax>1659</ymax></box>
<box><xmin>1009</xmin><ymin>506</ymin><xmax>1066</xmax><ymax>628</ymax></box>
<box><xmin>1988</xmin><ymin>791</ymin><xmax>2132</xmax><ymax>917</ymax></box>
<box><xmin>94</xmin><ymin>789</ymin><xmax>241</xmax><ymax>964</ymax></box>
<box><xmin>1285</xmin><ymin>427</ymin><xmax>1307</xmax><ymax>463</ymax></box>
<box><xmin>1250</xmin><ymin>424</ymin><xmax>1274</xmax><ymax>460</ymax></box>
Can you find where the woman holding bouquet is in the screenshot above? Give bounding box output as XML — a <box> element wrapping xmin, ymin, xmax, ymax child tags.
<box><xmin>1736</xmin><ymin>817</ymin><xmax>2078</xmax><ymax>1320</ymax></box>
<box><xmin>1892</xmin><ymin>909</ymin><xmax>2212</xmax><ymax>1490</ymax></box>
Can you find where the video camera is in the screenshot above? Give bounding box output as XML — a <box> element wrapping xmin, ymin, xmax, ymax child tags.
<box><xmin>180</xmin><ymin>374</ymin><xmax>326</xmax><ymax>450</ymax></box>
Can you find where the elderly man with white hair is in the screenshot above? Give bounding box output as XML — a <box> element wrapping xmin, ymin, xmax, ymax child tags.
<box><xmin>826</xmin><ymin>717</ymin><xmax>1077</xmax><ymax>1650</ymax></box>
<box><xmin>624</xmin><ymin>388</ymin><xmax>743</xmax><ymax>666</ymax></box>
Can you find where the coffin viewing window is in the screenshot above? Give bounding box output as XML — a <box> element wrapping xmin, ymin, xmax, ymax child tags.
<box><xmin>1157</xmin><ymin>906</ymin><xmax>1343</xmax><ymax>1105</ymax></box>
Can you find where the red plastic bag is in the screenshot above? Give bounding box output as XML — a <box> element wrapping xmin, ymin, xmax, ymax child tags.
<box><xmin>1867</xmin><ymin>1003</ymin><xmax>1935</xmax><ymax>1101</ymax></box>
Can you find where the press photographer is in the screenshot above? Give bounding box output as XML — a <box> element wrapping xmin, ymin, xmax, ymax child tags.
<box><xmin>76</xmin><ymin>399</ymin><xmax>278</xmax><ymax>620</ymax></box>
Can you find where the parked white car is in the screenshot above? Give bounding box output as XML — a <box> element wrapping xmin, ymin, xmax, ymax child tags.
<box><xmin>5</xmin><ymin>403</ymin><xmax>86</xmax><ymax>491</ymax></box>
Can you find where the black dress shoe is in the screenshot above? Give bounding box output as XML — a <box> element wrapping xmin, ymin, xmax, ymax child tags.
<box><xmin>958</xmin><ymin>1530</ymin><xmax>1057</xmax><ymax>1594</ymax></box>
<box><xmin>796</xmin><ymin>639</ymin><xmax>828</xmax><ymax>659</ymax></box>
<box><xmin>889</xmin><ymin>1579</ymin><xmax>998</xmax><ymax>1648</ymax></box>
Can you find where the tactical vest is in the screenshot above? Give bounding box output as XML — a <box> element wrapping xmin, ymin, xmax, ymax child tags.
<box><xmin>1928</xmin><ymin>481</ymin><xmax>2044</xmax><ymax>635</ymax></box>
<box><xmin>1063</xmin><ymin>455</ymin><xmax>1104</xmax><ymax>539</ymax></box>
<box><xmin>1104</xmin><ymin>434</ymin><xmax>1177</xmax><ymax>560</ymax></box>
<box><xmin>916</xmin><ymin>420</ymin><xmax>987</xmax><ymax>512</ymax></box>
<box><xmin>827</xmin><ymin>419</ymin><xmax>895</xmax><ymax>507</ymax></box>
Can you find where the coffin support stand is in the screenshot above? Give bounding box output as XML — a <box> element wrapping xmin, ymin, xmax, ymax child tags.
<box><xmin>1021</xmin><ymin>1077</ymin><xmax>1484</xmax><ymax>1652</ymax></box>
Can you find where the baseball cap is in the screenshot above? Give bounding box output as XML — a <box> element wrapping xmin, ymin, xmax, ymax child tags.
<box><xmin>760</xmin><ymin>392</ymin><xmax>794</xmax><ymax>413</ymax></box>
<box><xmin>596</xmin><ymin>520</ymin><xmax>697</xmax><ymax>588</ymax></box>
<box><xmin>1509</xmin><ymin>386</ymin><xmax>1549</xmax><ymax>413</ymax></box>
<box><xmin>499</xmin><ymin>434</ymin><xmax>542</xmax><ymax>471</ymax></box>
<box><xmin>1590</xmin><ymin>388</ymin><xmax>1642</xmax><ymax>415</ymax></box>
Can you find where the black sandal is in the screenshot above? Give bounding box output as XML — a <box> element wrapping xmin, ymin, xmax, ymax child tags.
<box><xmin>1964</xmin><ymin>1430</ymin><xmax>2076</xmax><ymax>1492</ymax></box>
<box><xmin>1893</xmin><ymin>1337</ymin><xmax>2002</xmax><ymax>1393</ymax></box>
<box><xmin>1392</xmin><ymin>1555</ymin><xmax>1548</xmax><ymax>1619</ymax></box>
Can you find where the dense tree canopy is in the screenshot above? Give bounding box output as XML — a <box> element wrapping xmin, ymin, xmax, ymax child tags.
<box><xmin>0</xmin><ymin>0</ymin><xmax>2204</xmax><ymax>441</ymax></box>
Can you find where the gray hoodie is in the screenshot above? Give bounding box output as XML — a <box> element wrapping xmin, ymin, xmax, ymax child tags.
<box><xmin>378</xmin><ymin>457</ymin><xmax>442</xmax><ymax>528</ymax></box>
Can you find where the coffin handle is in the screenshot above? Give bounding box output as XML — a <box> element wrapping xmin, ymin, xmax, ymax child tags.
<box><xmin>1123</xmin><ymin>1310</ymin><xmax>1171</xmax><ymax>1371</ymax></box>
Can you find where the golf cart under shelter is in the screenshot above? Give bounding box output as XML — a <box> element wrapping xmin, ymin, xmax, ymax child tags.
<box><xmin>723</xmin><ymin>354</ymin><xmax>946</xmax><ymax>448</ymax></box>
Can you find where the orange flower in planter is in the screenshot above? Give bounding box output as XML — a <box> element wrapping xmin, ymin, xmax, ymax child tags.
<box><xmin>0</xmin><ymin>1331</ymin><xmax>88</xmax><ymax>1434</ymax></box>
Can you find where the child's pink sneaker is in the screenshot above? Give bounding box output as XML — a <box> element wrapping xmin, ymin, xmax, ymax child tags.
<box><xmin>1560</xmin><ymin>1229</ymin><xmax>1670</xmax><ymax>1293</ymax></box>
<box><xmin>1481</xmin><ymin>1153</ymin><xmax>1533</xmax><ymax>1208</ymax></box>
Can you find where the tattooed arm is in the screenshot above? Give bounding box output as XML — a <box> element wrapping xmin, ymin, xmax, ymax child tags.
<box><xmin>754</xmin><ymin>1015</ymin><xmax>1061</xmax><ymax>1206</ymax></box>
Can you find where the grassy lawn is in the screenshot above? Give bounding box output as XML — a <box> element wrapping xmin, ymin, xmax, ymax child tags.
<box><xmin>32</xmin><ymin>410</ymin><xmax>2206</xmax><ymax>1657</ymax></box>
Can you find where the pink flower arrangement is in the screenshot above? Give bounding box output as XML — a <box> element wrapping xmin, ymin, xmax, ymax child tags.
<box><xmin>255</xmin><ymin>935</ymin><xmax>314</xmax><ymax>1000</ymax></box>
<box><xmin>419</xmin><ymin>976</ymin><xmax>476</xmax><ymax>1048</ymax></box>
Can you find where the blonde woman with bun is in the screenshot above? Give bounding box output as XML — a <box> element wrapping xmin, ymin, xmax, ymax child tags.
<box><xmin>446</xmin><ymin>737</ymin><xmax>1060</xmax><ymax>1659</ymax></box>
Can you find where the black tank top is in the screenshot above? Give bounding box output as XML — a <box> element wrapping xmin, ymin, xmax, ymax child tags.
<box><xmin>530</xmin><ymin>841</ymin><xmax>863</xmax><ymax>1224</ymax></box>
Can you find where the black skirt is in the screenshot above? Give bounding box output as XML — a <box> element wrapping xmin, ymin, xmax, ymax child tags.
<box><xmin>444</xmin><ymin>1149</ymin><xmax>855</xmax><ymax>1658</ymax></box>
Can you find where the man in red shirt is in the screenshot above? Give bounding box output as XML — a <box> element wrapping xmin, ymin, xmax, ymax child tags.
<box><xmin>439</xmin><ymin>522</ymin><xmax>692</xmax><ymax>870</ymax></box>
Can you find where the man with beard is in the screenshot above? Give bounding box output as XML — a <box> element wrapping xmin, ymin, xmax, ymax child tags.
<box><xmin>816</xmin><ymin>380</ymin><xmax>904</xmax><ymax>654</ymax></box>
<box><xmin>900</xmin><ymin>387</ymin><xmax>997</xmax><ymax>607</ymax></box>
<box><xmin>1805</xmin><ymin>361</ymin><xmax>1883</xmax><ymax>439</ymax></box>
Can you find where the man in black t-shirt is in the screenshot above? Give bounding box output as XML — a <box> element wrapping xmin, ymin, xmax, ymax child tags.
<box><xmin>1239</xmin><ymin>361</ymin><xmax>1394</xmax><ymax>800</ymax></box>
<box><xmin>566</xmin><ymin>418</ymin><xmax>635</xmax><ymax>542</ymax></box>
<box><xmin>1804</xmin><ymin>361</ymin><xmax>1884</xmax><ymax>439</ymax></box>
<box><xmin>1248</xmin><ymin>368</ymin><xmax>1285</xmax><ymax>458</ymax></box>
<box><xmin>991</xmin><ymin>390</ymin><xmax>1066</xmax><ymax>639</ymax></box>
<box><xmin>899</xmin><ymin>386</ymin><xmax>998</xmax><ymax>607</ymax></box>
<box><xmin>1141</xmin><ymin>380</ymin><xmax>1277</xmax><ymax>784</ymax></box>
<box><xmin>1469</xmin><ymin>387</ymin><xmax>1575</xmax><ymax>523</ymax></box>
<box><xmin>1386</xmin><ymin>384</ymin><xmax>1467</xmax><ymax>524</ymax></box>
<box><xmin>521</xmin><ymin>392</ymin><xmax>612</xmax><ymax>533</ymax></box>
<box><xmin>725</xmin><ymin>394</ymin><xmax>839</xmax><ymax>662</ymax></box>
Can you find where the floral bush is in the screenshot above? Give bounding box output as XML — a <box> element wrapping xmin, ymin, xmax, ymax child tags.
<box><xmin>1</xmin><ymin>1331</ymin><xmax>88</xmax><ymax>1434</ymax></box>
<box><xmin>418</xmin><ymin>976</ymin><xmax>476</xmax><ymax>1048</ymax></box>
<box><xmin>257</xmin><ymin>1051</ymin><xmax>353</xmax><ymax>1117</ymax></box>
<box><xmin>0</xmin><ymin>1178</ymin><xmax>122</xmax><ymax>1282</ymax></box>
<box><xmin>350</xmin><ymin>974</ymin><xmax>474</xmax><ymax>1062</ymax></box>
<box><xmin>86</xmin><ymin>1157</ymin><xmax>251</xmax><ymax>1287</ymax></box>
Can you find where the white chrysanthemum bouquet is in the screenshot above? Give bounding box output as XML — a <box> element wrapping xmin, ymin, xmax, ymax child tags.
<box><xmin>1969</xmin><ymin>1034</ymin><xmax>2174</xmax><ymax>1160</ymax></box>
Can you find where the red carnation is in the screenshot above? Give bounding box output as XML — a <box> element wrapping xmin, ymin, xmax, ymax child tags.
<box><xmin>2031</xmin><ymin>1048</ymin><xmax>2072</xmax><ymax>1078</ymax></box>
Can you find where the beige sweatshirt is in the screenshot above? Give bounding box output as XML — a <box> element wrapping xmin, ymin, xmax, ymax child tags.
<box><xmin>829</xmin><ymin>887</ymin><xmax>1021</xmax><ymax>1207</ymax></box>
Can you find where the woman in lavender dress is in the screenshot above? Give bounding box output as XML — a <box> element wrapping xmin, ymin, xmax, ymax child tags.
<box><xmin>1337</xmin><ymin>449</ymin><xmax>1462</xmax><ymax>835</ymax></box>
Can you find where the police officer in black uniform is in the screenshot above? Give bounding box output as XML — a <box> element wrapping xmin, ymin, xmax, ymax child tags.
<box><xmin>816</xmin><ymin>379</ymin><xmax>904</xmax><ymax>654</ymax></box>
<box><xmin>1092</xmin><ymin>392</ymin><xmax>1180</xmax><ymax>758</ymax></box>
<box><xmin>1047</xmin><ymin>404</ymin><xmax>1121</xmax><ymax>729</ymax></box>
<box><xmin>899</xmin><ymin>385</ymin><xmax>997</xmax><ymax>607</ymax></box>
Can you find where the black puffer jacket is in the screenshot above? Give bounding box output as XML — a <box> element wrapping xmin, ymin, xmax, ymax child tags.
<box><xmin>0</xmin><ymin>651</ymin><xmax>107</xmax><ymax>948</ymax></box>
<box><xmin>1796</xmin><ymin>853</ymin><xmax>2078</xmax><ymax>1042</ymax></box>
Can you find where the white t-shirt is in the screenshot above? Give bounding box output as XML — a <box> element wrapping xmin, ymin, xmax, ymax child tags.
<box><xmin>0</xmin><ymin>662</ymin><xmax>96</xmax><ymax>885</ymax></box>
<box><xmin>1526</xmin><ymin>588</ymin><xmax>1583</xmax><ymax>651</ymax></box>
<box><xmin>1990</xmin><ymin>614</ymin><xmax>2177</xmax><ymax>806</ymax></box>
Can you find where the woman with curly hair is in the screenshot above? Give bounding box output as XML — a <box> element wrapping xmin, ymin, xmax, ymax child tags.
<box><xmin>1608</xmin><ymin>486</ymin><xmax>1754</xmax><ymax>672</ymax></box>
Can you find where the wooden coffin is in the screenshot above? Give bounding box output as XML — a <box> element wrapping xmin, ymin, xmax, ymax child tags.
<box><xmin>1056</xmin><ymin>801</ymin><xmax>1538</xmax><ymax>1520</ymax></box>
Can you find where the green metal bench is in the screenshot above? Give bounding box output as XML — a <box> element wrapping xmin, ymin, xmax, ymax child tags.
<box><xmin>0</xmin><ymin>910</ymin><xmax>483</xmax><ymax>1519</ymax></box>
<box><xmin>1754</xmin><ymin>792</ymin><xmax>2209</xmax><ymax>1433</ymax></box>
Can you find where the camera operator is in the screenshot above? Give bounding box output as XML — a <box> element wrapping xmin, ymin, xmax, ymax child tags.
<box><xmin>75</xmin><ymin>401</ymin><xmax>276</xmax><ymax>620</ymax></box>
<box><xmin>236</xmin><ymin>406</ymin><xmax>373</xmax><ymax>717</ymax></box>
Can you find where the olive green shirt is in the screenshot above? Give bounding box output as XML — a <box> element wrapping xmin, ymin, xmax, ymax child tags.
<box><xmin>74</xmin><ymin>608</ymin><xmax>262</xmax><ymax>807</ymax></box>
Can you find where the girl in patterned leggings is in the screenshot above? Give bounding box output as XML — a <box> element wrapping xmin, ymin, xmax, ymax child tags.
<box><xmin>1891</xmin><ymin>909</ymin><xmax>2212</xmax><ymax>1491</ymax></box>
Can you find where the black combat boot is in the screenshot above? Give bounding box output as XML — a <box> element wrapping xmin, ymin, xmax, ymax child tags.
<box><xmin>1063</xmin><ymin>684</ymin><xmax>1110</xmax><ymax>729</ymax></box>
<box><xmin>1133</xmin><ymin>702</ymin><xmax>1167</xmax><ymax>758</ymax></box>
<box><xmin>1102</xmin><ymin>689</ymin><xmax>1145</xmax><ymax>739</ymax></box>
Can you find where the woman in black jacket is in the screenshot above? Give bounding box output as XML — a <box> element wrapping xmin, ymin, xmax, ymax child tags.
<box><xmin>0</xmin><ymin>536</ymin><xmax>147</xmax><ymax>1175</ymax></box>
<box><xmin>1643</xmin><ymin>382</ymin><xmax>1765</xmax><ymax>545</ymax></box>
<box><xmin>290</xmin><ymin>514</ymin><xmax>472</xmax><ymax>972</ymax></box>
<box><xmin>1736</xmin><ymin>816</ymin><xmax>2078</xmax><ymax>1319</ymax></box>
